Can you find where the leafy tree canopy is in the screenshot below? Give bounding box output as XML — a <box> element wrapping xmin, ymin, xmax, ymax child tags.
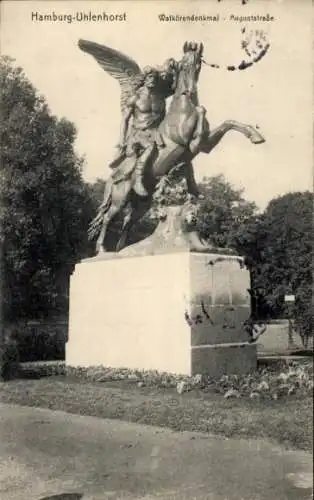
<box><xmin>0</xmin><ymin>56</ymin><xmax>93</xmax><ymax>320</ymax></box>
<box><xmin>251</xmin><ymin>192</ymin><xmax>313</xmax><ymax>337</ymax></box>
<box><xmin>196</xmin><ymin>174</ymin><xmax>258</xmax><ymax>250</ymax></box>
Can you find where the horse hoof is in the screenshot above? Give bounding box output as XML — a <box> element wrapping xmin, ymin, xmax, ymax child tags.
<box><xmin>134</xmin><ymin>188</ymin><xmax>149</xmax><ymax>197</ymax></box>
<box><xmin>248</xmin><ymin>127</ymin><xmax>265</xmax><ymax>144</ymax></box>
<box><xmin>96</xmin><ymin>246</ymin><xmax>106</xmax><ymax>255</ymax></box>
<box><xmin>251</xmin><ymin>135</ymin><xmax>265</xmax><ymax>144</ymax></box>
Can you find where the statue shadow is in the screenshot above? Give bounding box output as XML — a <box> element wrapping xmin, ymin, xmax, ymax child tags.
<box><xmin>38</xmin><ymin>494</ymin><xmax>83</xmax><ymax>500</ymax></box>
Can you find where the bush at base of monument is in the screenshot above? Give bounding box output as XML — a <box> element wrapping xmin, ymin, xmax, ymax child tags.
<box><xmin>0</xmin><ymin>337</ymin><xmax>20</xmax><ymax>381</ymax></box>
<box><xmin>64</xmin><ymin>362</ymin><xmax>313</xmax><ymax>399</ymax></box>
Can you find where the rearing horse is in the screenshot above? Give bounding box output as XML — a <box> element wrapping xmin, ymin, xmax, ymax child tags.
<box><xmin>87</xmin><ymin>41</ymin><xmax>265</xmax><ymax>254</ymax></box>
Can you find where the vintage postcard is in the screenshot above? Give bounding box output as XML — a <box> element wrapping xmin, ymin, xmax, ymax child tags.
<box><xmin>1</xmin><ymin>0</ymin><xmax>313</xmax><ymax>499</ymax></box>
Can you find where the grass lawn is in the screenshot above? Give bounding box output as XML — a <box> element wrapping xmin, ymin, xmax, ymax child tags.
<box><xmin>1</xmin><ymin>374</ymin><xmax>313</xmax><ymax>452</ymax></box>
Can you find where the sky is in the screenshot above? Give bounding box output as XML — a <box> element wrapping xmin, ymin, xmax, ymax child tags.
<box><xmin>1</xmin><ymin>0</ymin><xmax>313</xmax><ymax>210</ymax></box>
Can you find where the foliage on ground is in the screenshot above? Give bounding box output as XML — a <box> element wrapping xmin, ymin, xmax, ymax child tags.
<box><xmin>17</xmin><ymin>360</ymin><xmax>313</xmax><ymax>400</ymax></box>
<box><xmin>1</xmin><ymin>363</ymin><xmax>312</xmax><ymax>452</ymax></box>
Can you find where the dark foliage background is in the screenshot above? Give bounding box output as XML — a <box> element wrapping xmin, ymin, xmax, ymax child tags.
<box><xmin>0</xmin><ymin>56</ymin><xmax>95</xmax><ymax>322</ymax></box>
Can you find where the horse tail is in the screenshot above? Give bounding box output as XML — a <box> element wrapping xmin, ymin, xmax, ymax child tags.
<box><xmin>88</xmin><ymin>180</ymin><xmax>113</xmax><ymax>240</ymax></box>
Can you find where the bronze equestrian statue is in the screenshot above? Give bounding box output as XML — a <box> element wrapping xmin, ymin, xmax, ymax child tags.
<box><xmin>78</xmin><ymin>40</ymin><xmax>265</xmax><ymax>254</ymax></box>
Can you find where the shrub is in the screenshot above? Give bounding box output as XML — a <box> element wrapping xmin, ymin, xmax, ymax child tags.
<box><xmin>4</xmin><ymin>321</ymin><xmax>66</xmax><ymax>362</ymax></box>
<box><xmin>19</xmin><ymin>361</ymin><xmax>66</xmax><ymax>378</ymax></box>
<box><xmin>0</xmin><ymin>336</ymin><xmax>20</xmax><ymax>380</ymax></box>
<box><xmin>65</xmin><ymin>360</ymin><xmax>313</xmax><ymax>399</ymax></box>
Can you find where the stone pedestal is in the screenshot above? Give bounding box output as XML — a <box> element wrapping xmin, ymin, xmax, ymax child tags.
<box><xmin>67</xmin><ymin>251</ymin><xmax>256</xmax><ymax>377</ymax></box>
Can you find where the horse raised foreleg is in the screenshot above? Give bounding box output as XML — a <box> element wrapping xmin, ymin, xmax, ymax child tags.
<box><xmin>227</xmin><ymin>120</ymin><xmax>265</xmax><ymax>144</ymax></box>
<box><xmin>201</xmin><ymin>120</ymin><xmax>265</xmax><ymax>154</ymax></box>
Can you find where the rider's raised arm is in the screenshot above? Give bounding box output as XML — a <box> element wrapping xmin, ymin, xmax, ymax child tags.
<box><xmin>118</xmin><ymin>96</ymin><xmax>136</xmax><ymax>148</ymax></box>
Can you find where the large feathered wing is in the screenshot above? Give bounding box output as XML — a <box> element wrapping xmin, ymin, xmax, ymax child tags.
<box><xmin>78</xmin><ymin>39</ymin><xmax>143</xmax><ymax>110</ymax></box>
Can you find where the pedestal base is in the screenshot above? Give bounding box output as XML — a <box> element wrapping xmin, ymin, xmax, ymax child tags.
<box><xmin>192</xmin><ymin>343</ymin><xmax>256</xmax><ymax>378</ymax></box>
<box><xmin>67</xmin><ymin>252</ymin><xmax>256</xmax><ymax>377</ymax></box>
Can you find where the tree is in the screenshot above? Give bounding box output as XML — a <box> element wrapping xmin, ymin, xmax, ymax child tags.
<box><xmin>250</xmin><ymin>192</ymin><xmax>313</xmax><ymax>340</ymax></box>
<box><xmin>0</xmin><ymin>56</ymin><xmax>93</xmax><ymax>320</ymax></box>
<box><xmin>195</xmin><ymin>174</ymin><xmax>258</xmax><ymax>249</ymax></box>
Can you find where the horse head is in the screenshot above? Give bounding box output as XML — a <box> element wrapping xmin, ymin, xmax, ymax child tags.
<box><xmin>176</xmin><ymin>41</ymin><xmax>204</xmax><ymax>97</ymax></box>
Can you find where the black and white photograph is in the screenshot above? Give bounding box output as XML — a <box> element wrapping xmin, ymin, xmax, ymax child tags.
<box><xmin>0</xmin><ymin>1</ymin><xmax>313</xmax><ymax>499</ymax></box>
